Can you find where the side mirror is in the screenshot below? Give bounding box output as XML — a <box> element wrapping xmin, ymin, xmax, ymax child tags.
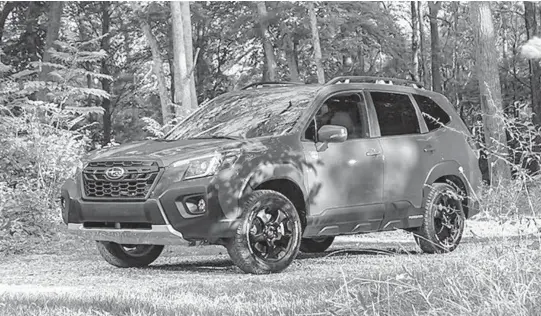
<box><xmin>317</xmin><ymin>125</ymin><xmax>348</xmax><ymax>143</ymax></box>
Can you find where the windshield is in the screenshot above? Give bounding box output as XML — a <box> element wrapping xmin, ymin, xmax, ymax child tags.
<box><xmin>164</xmin><ymin>87</ymin><xmax>318</xmax><ymax>140</ymax></box>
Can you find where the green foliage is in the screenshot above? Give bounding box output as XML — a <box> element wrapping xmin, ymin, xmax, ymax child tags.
<box><xmin>0</xmin><ymin>34</ymin><xmax>107</xmax><ymax>253</ymax></box>
<box><xmin>1</xmin><ymin>0</ymin><xmax>541</xmax><ymax>253</ymax></box>
<box><xmin>0</xmin><ymin>107</ymin><xmax>89</xmax><ymax>254</ymax></box>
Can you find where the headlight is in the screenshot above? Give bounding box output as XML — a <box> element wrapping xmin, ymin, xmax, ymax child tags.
<box><xmin>171</xmin><ymin>151</ymin><xmax>240</xmax><ymax>181</ymax></box>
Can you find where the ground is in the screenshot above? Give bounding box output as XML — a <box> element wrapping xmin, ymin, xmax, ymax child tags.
<box><xmin>0</xmin><ymin>220</ymin><xmax>540</xmax><ymax>316</ymax></box>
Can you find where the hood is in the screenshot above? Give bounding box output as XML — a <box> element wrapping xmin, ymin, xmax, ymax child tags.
<box><xmin>88</xmin><ymin>138</ymin><xmax>244</xmax><ymax>166</ymax></box>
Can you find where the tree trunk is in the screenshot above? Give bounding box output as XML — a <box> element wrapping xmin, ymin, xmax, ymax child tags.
<box><xmin>471</xmin><ymin>1</ymin><xmax>511</xmax><ymax>182</ymax></box>
<box><xmin>429</xmin><ymin>1</ymin><xmax>442</xmax><ymax>92</ymax></box>
<box><xmin>355</xmin><ymin>29</ymin><xmax>365</xmax><ymax>75</ymax></box>
<box><xmin>0</xmin><ymin>2</ymin><xmax>15</xmax><ymax>43</ymax></box>
<box><xmin>356</xmin><ymin>47</ymin><xmax>365</xmax><ymax>75</ymax></box>
<box><xmin>525</xmin><ymin>1</ymin><xmax>541</xmax><ymax>127</ymax></box>
<box><xmin>141</xmin><ymin>18</ymin><xmax>172</xmax><ymax>124</ymax></box>
<box><xmin>286</xmin><ymin>35</ymin><xmax>300</xmax><ymax>82</ymax></box>
<box><xmin>180</xmin><ymin>1</ymin><xmax>197</xmax><ymax>109</ymax></box>
<box><xmin>451</xmin><ymin>2</ymin><xmax>460</xmax><ymax>106</ymax></box>
<box><xmin>38</xmin><ymin>2</ymin><xmax>63</xmax><ymax>87</ymax></box>
<box><xmin>171</xmin><ymin>1</ymin><xmax>191</xmax><ymax>117</ymax></box>
<box><xmin>167</xmin><ymin>25</ymin><xmax>175</xmax><ymax>103</ymax></box>
<box><xmin>100</xmin><ymin>1</ymin><xmax>112</xmax><ymax>146</ymax></box>
<box><xmin>418</xmin><ymin>1</ymin><xmax>428</xmax><ymax>86</ymax></box>
<box><xmin>23</xmin><ymin>2</ymin><xmax>41</xmax><ymax>62</ymax></box>
<box><xmin>257</xmin><ymin>2</ymin><xmax>276</xmax><ymax>81</ymax></box>
<box><xmin>524</xmin><ymin>1</ymin><xmax>541</xmax><ymax>174</ymax></box>
<box><xmin>307</xmin><ymin>1</ymin><xmax>325</xmax><ymax>84</ymax></box>
<box><xmin>411</xmin><ymin>1</ymin><xmax>420</xmax><ymax>82</ymax></box>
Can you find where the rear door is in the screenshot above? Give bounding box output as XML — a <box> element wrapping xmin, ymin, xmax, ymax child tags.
<box><xmin>412</xmin><ymin>93</ymin><xmax>453</xmax><ymax>163</ymax></box>
<box><xmin>366</xmin><ymin>91</ymin><xmax>436</xmax><ymax>211</ymax></box>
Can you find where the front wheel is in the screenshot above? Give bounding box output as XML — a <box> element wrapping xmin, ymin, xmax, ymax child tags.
<box><xmin>414</xmin><ymin>183</ymin><xmax>465</xmax><ymax>254</ymax></box>
<box><xmin>226</xmin><ymin>190</ymin><xmax>302</xmax><ymax>274</ymax></box>
<box><xmin>96</xmin><ymin>242</ymin><xmax>164</xmax><ymax>268</ymax></box>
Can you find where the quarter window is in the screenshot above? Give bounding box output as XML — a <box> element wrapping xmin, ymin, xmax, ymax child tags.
<box><xmin>413</xmin><ymin>94</ymin><xmax>451</xmax><ymax>131</ymax></box>
<box><xmin>370</xmin><ymin>92</ymin><xmax>420</xmax><ymax>137</ymax></box>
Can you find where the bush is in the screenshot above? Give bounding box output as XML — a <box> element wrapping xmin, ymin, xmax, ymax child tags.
<box><xmin>476</xmin><ymin>179</ymin><xmax>541</xmax><ymax>221</ymax></box>
<box><xmin>0</xmin><ymin>107</ymin><xmax>88</xmax><ymax>253</ymax></box>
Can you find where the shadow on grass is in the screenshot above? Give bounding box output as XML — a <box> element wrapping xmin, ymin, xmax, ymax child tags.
<box><xmin>146</xmin><ymin>246</ymin><xmax>418</xmax><ymax>273</ymax></box>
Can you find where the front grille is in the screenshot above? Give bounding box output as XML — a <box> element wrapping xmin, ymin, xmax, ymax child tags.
<box><xmin>83</xmin><ymin>161</ymin><xmax>160</xmax><ymax>199</ymax></box>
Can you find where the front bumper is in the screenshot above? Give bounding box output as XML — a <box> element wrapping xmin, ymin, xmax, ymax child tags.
<box><xmin>68</xmin><ymin>223</ymin><xmax>189</xmax><ymax>245</ymax></box>
<box><xmin>61</xmin><ymin>176</ymin><xmax>241</xmax><ymax>244</ymax></box>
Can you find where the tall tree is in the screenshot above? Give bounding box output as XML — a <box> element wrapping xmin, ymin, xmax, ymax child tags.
<box><xmin>180</xmin><ymin>1</ymin><xmax>197</xmax><ymax>109</ymax></box>
<box><xmin>429</xmin><ymin>1</ymin><xmax>442</xmax><ymax>92</ymax></box>
<box><xmin>171</xmin><ymin>1</ymin><xmax>192</xmax><ymax>116</ymax></box>
<box><xmin>38</xmin><ymin>2</ymin><xmax>63</xmax><ymax>94</ymax></box>
<box><xmin>140</xmin><ymin>14</ymin><xmax>172</xmax><ymax>123</ymax></box>
<box><xmin>411</xmin><ymin>1</ymin><xmax>420</xmax><ymax>81</ymax></box>
<box><xmin>22</xmin><ymin>2</ymin><xmax>42</xmax><ymax>63</ymax></box>
<box><xmin>0</xmin><ymin>2</ymin><xmax>15</xmax><ymax>43</ymax></box>
<box><xmin>418</xmin><ymin>1</ymin><xmax>428</xmax><ymax>86</ymax></box>
<box><xmin>471</xmin><ymin>1</ymin><xmax>511</xmax><ymax>182</ymax></box>
<box><xmin>256</xmin><ymin>2</ymin><xmax>276</xmax><ymax>81</ymax></box>
<box><xmin>307</xmin><ymin>1</ymin><xmax>325</xmax><ymax>84</ymax></box>
<box><xmin>286</xmin><ymin>35</ymin><xmax>300</xmax><ymax>82</ymax></box>
<box><xmin>524</xmin><ymin>1</ymin><xmax>541</xmax><ymax>127</ymax></box>
<box><xmin>100</xmin><ymin>1</ymin><xmax>112</xmax><ymax>145</ymax></box>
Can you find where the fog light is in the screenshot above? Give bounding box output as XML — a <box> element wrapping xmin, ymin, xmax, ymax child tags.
<box><xmin>197</xmin><ymin>199</ymin><xmax>206</xmax><ymax>212</ymax></box>
<box><xmin>185</xmin><ymin>197</ymin><xmax>206</xmax><ymax>214</ymax></box>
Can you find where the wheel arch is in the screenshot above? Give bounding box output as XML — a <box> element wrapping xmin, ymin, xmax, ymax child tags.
<box><xmin>242</xmin><ymin>166</ymin><xmax>308</xmax><ymax>229</ymax></box>
<box><xmin>423</xmin><ymin>161</ymin><xmax>472</xmax><ymax>218</ymax></box>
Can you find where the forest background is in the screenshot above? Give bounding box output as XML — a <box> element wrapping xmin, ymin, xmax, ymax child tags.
<box><xmin>1</xmin><ymin>1</ymin><xmax>541</xmax><ymax>252</ymax></box>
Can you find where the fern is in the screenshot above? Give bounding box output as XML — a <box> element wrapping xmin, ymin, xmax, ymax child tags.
<box><xmin>0</xmin><ymin>36</ymin><xmax>109</xmax><ymax>138</ymax></box>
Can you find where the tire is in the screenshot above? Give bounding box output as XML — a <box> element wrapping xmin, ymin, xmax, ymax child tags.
<box><xmin>300</xmin><ymin>236</ymin><xmax>335</xmax><ymax>253</ymax></box>
<box><xmin>96</xmin><ymin>242</ymin><xmax>164</xmax><ymax>268</ymax></box>
<box><xmin>414</xmin><ymin>183</ymin><xmax>466</xmax><ymax>254</ymax></box>
<box><xmin>226</xmin><ymin>190</ymin><xmax>302</xmax><ymax>274</ymax></box>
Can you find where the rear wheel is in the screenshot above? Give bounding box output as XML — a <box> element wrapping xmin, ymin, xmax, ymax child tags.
<box><xmin>96</xmin><ymin>242</ymin><xmax>164</xmax><ymax>268</ymax></box>
<box><xmin>414</xmin><ymin>183</ymin><xmax>465</xmax><ymax>254</ymax></box>
<box><xmin>226</xmin><ymin>190</ymin><xmax>302</xmax><ymax>274</ymax></box>
<box><xmin>300</xmin><ymin>236</ymin><xmax>335</xmax><ymax>253</ymax></box>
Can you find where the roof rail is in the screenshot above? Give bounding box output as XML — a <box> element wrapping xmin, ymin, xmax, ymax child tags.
<box><xmin>326</xmin><ymin>76</ymin><xmax>424</xmax><ymax>89</ymax></box>
<box><xmin>240</xmin><ymin>81</ymin><xmax>304</xmax><ymax>90</ymax></box>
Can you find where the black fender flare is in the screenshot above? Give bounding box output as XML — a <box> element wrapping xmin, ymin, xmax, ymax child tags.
<box><xmin>238</xmin><ymin>162</ymin><xmax>307</xmax><ymax>214</ymax></box>
<box><xmin>422</xmin><ymin>160</ymin><xmax>469</xmax><ymax>208</ymax></box>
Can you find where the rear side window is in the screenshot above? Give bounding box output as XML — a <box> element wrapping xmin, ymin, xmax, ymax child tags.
<box><xmin>413</xmin><ymin>94</ymin><xmax>451</xmax><ymax>131</ymax></box>
<box><xmin>370</xmin><ymin>92</ymin><xmax>420</xmax><ymax>137</ymax></box>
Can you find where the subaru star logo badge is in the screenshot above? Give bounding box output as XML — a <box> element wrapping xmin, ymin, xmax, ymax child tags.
<box><xmin>105</xmin><ymin>167</ymin><xmax>125</xmax><ymax>180</ymax></box>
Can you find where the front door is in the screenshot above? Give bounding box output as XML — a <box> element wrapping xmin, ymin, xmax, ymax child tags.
<box><xmin>302</xmin><ymin>92</ymin><xmax>385</xmax><ymax>236</ymax></box>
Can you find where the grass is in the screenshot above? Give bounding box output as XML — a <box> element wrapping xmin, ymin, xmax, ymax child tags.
<box><xmin>329</xmin><ymin>239</ymin><xmax>541</xmax><ymax>316</ymax></box>
<box><xmin>0</xmin><ymin>223</ymin><xmax>540</xmax><ymax>316</ymax></box>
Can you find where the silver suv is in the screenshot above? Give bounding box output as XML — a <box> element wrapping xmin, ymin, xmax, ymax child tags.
<box><xmin>61</xmin><ymin>76</ymin><xmax>482</xmax><ymax>274</ymax></box>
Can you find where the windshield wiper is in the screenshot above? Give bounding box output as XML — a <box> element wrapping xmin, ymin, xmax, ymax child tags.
<box><xmin>154</xmin><ymin>138</ymin><xmax>177</xmax><ymax>142</ymax></box>
<box><xmin>188</xmin><ymin>135</ymin><xmax>244</xmax><ymax>140</ymax></box>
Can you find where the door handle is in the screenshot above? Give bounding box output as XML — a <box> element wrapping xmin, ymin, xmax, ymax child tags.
<box><xmin>423</xmin><ymin>146</ymin><xmax>435</xmax><ymax>153</ymax></box>
<box><xmin>366</xmin><ymin>149</ymin><xmax>382</xmax><ymax>157</ymax></box>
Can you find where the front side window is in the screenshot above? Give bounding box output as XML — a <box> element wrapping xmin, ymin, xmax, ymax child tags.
<box><xmin>165</xmin><ymin>87</ymin><xmax>318</xmax><ymax>140</ymax></box>
<box><xmin>413</xmin><ymin>94</ymin><xmax>451</xmax><ymax>131</ymax></box>
<box><xmin>370</xmin><ymin>92</ymin><xmax>420</xmax><ymax>137</ymax></box>
<box><xmin>304</xmin><ymin>93</ymin><xmax>367</xmax><ymax>141</ymax></box>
